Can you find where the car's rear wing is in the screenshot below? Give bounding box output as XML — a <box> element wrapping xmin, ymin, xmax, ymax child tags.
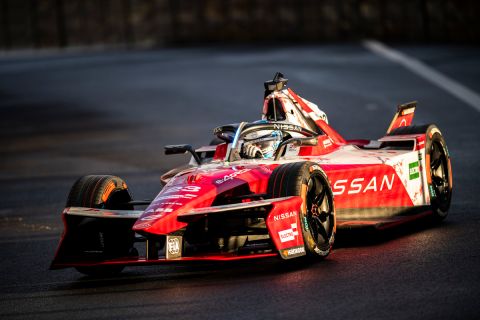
<box><xmin>386</xmin><ymin>101</ymin><xmax>416</xmax><ymax>134</ymax></box>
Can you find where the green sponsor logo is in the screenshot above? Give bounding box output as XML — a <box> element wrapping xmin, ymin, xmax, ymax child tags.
<box><xmin>303</xmin><ymin>216</ymin><xmax>309</xmax><ymax>232</ymax></box>
<box><xmin>429</xmin><ymin>185</ymin><xmax>436</xmax><ymax>198</ymax></box>
<box><xmin>409</xmin><ymin>161</ymin><xmax>420</xmax><ymax>180</ymax></box>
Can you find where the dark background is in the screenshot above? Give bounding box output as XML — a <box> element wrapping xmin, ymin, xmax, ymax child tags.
<box><xmin>1</xmin><ymin>1</ymin><xmax>480</xmax><ymax>319</ymax></box>
<box><xmin>1</xmin><ymin>0</ymin><xmax>479</xmax><ymax>50</ymax></box>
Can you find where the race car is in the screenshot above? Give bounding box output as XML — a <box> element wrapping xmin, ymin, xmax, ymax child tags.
<box><xmin>50</xmin><ymin>72</ymin><xmax>453</xmax><ymax>276</ymax></box>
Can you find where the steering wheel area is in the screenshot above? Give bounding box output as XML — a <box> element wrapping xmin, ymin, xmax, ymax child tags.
<box><xmin>213</xmin><ymin>122</ymin><xmax>319</xmax><ymax>161</ymax></box>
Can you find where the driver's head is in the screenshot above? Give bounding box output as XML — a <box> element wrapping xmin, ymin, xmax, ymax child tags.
<box><xmin>243</xmin><ymin>129</ymin><xmax>283</xmax><ymax>159</ymax></box>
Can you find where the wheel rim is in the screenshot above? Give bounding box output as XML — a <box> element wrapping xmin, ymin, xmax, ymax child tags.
<box><xmin>305</xmin><ymin>173</ymin><xmax>334</xmax><ymax>248</ymax></box>
<box><xmin>430</xmin><ymin>140</ymin><xmax>450</xmax><ymax>210</ymax></box>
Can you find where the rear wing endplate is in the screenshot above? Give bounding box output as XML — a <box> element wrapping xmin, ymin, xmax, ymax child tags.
<box><xmin>386</xmin><ymin>101</ymin><xmax>416</xmax><ymax>134</ymax></box>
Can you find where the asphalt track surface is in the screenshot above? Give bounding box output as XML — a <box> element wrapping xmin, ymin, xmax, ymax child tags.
<box><xmin>1</xmin><ymin>44</ymin><xmax>480</xmax><ymax>319</ymax></box>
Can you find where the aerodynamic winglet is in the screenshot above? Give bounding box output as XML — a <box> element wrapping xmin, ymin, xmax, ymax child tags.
<box><xmin>386</xmin><ymin>101</ymin><xmax>417</xmax><ymax>134</ymax></box>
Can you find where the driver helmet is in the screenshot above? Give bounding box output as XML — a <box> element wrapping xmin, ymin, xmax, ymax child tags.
<box><xmin>242</xmin><ymin>121</ymin><xmax>283</xmax><ymax>159</ymax></box>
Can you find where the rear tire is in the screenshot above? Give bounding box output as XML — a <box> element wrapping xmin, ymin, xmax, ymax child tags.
<box><xmin>424</xmin><ymin>125</ymin><xmax>452</xmax><ymax>221</ymax></box>
<box><xmin>268</xmin><ymin>162</ymin><xmax>336</xmax><ymax>258</ymax></box>
<box><xmin>66</xmin><ymin>175</ymin><xmax>134</xmax><ymax>276</ymax></box>
<box><xmin>389</xmin><ymin>124</ymin><xmax>453</xmax><ymax>221</ymax></box>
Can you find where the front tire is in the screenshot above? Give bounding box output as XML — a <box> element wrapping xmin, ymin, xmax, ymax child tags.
<box><xmin>66</xmin><ymin>175</ymin><xmax>134</xmax><ymax>276</ymax></box>
<box><xmin>268</xmin><ymin>162</ymin><xmax>336</xmax><ymax>258</ymax></box>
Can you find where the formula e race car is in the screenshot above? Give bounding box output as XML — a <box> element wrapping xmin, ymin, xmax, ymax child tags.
<box><xmin>51</xmin><ymin>73</ymin><xmax>452</xmax><ymax>276</ymax></box>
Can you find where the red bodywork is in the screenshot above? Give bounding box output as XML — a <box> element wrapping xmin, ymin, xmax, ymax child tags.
<box><xmin>51</xmin><ymin>86</ymin><xmax>435</xmax><ymax>270</ymax></box>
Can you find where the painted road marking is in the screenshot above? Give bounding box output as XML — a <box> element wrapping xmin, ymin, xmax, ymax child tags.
<box><xmin>364</xmin><ymin>40</ymin><xmax>480</xmax><ymax>113</ymax></box>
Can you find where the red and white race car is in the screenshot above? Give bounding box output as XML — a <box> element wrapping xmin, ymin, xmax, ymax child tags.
<box><xmin>51</xmin><ymin>73</ymin><xmax>453</xmax><ymax>276</ymax></box>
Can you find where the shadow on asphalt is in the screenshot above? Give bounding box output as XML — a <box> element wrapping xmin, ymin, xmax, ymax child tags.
<box><xmin>44</xmin><ymin>215</ymin><xmax>455</xmax><ymax>293</ymax></box>
<box><xmin>334</xmin><ymin>215</ymin><xmax>453</xmax><ymax>248</ymax></box>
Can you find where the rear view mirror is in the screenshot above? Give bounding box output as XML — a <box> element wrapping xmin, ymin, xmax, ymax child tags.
<box><xmin>165</xmin><ymin>144</ymin><xmax>193</xmax><ymax>155</ymax></box>
<box><xmin>164</xmin><ymin>144</ymin><xmax>202</xmax><ymax>165</ymax></box>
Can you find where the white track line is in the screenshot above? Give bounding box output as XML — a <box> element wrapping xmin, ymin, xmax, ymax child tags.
<box><xmin>364</xmin><ymin>40</ymin><xmax>480</xmax><ymax>113</ymax></box>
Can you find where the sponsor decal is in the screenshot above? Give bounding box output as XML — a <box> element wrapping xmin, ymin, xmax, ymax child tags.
<box><xmin>273</xmin><ymin>123</ymin><xmax>302</xmax><ymax>132</ymax></box>
<box><xmin>163</xmin><ymin>185</ymin><xmax>201</xmax><ymax>194</ymax></box>
<box><xmin>409</xmin><ymin>161</ymin><xmax>420</xmax><ymax>180</ymax></box>
<box><xmin>160</xmin><ymin>202</ymin><xmax>183</xmax><ymax>206</ymax></box>
<box><xmin>141</xmin><ymin>207</ymin><xmax>174</xmax><ymax>221</ymax></box>
<box><xmin>285</xmin><ymin>144</ymin><xmax>299</xmax><ymax>156</ymax></box>
<box><xmin>153</xmin><ymin>194</ymin><xmax>198</xmax><ymax>202</ymax></box>
<box><xmin>278</xmin><ymin>223</ymin><xmax>299</xmax><ymax>243</ymax></box>
<box><xmin>429</xmin><ymin>185</ymin><xmax>436</xmax><ymax>198</ymax></box>
<box><xmin>282</xmin><ymin>246</ymin><xmax>306</xmax><ymax>257</ymax></box>
<box><xmin>302</xmin><ymin>216</ymin><xmax>309</xmax><ymax>232</ymax></box>
<box><xmin>273</xmin><ymin>211</ymin><xmax>297</xmax><ymax>221</ymax></box>
<box><xmin>258</xmin><ymin>166</ymin><xmax>273</xmax><ymax>173</ymax></box>
<box><xmin>133</xmin><ymin>222</ymin><xmax>151</xmax><ymax>229</ymax></box>
<box><xmin>332</xmin><ymin>174</ymin><xmax>395</xmax><ymax>196</ymax></box>
<box><xmin>401</xmin><ymin>107</ymin><xmax>415</xmax><ymax>115</ymax></box>
<box><xmin>215</xmin><ymin>169</ymin><xmax>251</xmax><ymax>185</ymax></box>
<box><xmin>168</xmin><ymin>238</ymin><xmax>180</xmax><ymax>255</ymax></box>
<box><xmin>166</xmin><ymin>236</ymin><xmax>182</xmax><ymax>259</ymax></box>
<box><xmin>323</xmin><ymin>139</ymin><xmax>333</xmax><ymax>148</ymax></box>
<box><xmin>141</xmin><ymin>214</ymin><xmax>165</xmax><ymax>221</ymax></box>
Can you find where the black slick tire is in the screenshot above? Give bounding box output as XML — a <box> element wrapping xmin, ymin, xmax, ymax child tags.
<box><xmin>66</xmin><ymin>175</ymin><xmax>134</xmax><ymax>276</ymax></box>
<box><xmin>423</xmin><ymin>125</ymin><xmax>452</xmax><ymax>221</ymax></box>
<box><xmin>267</xmin><ymin>162</ymin><xmax>336</xmax><ymax>258</ymax></box>
<box><xmin>389</xmin><ymin>124</ymin><xmax>452</xmax><ymax>221</ymax></box>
